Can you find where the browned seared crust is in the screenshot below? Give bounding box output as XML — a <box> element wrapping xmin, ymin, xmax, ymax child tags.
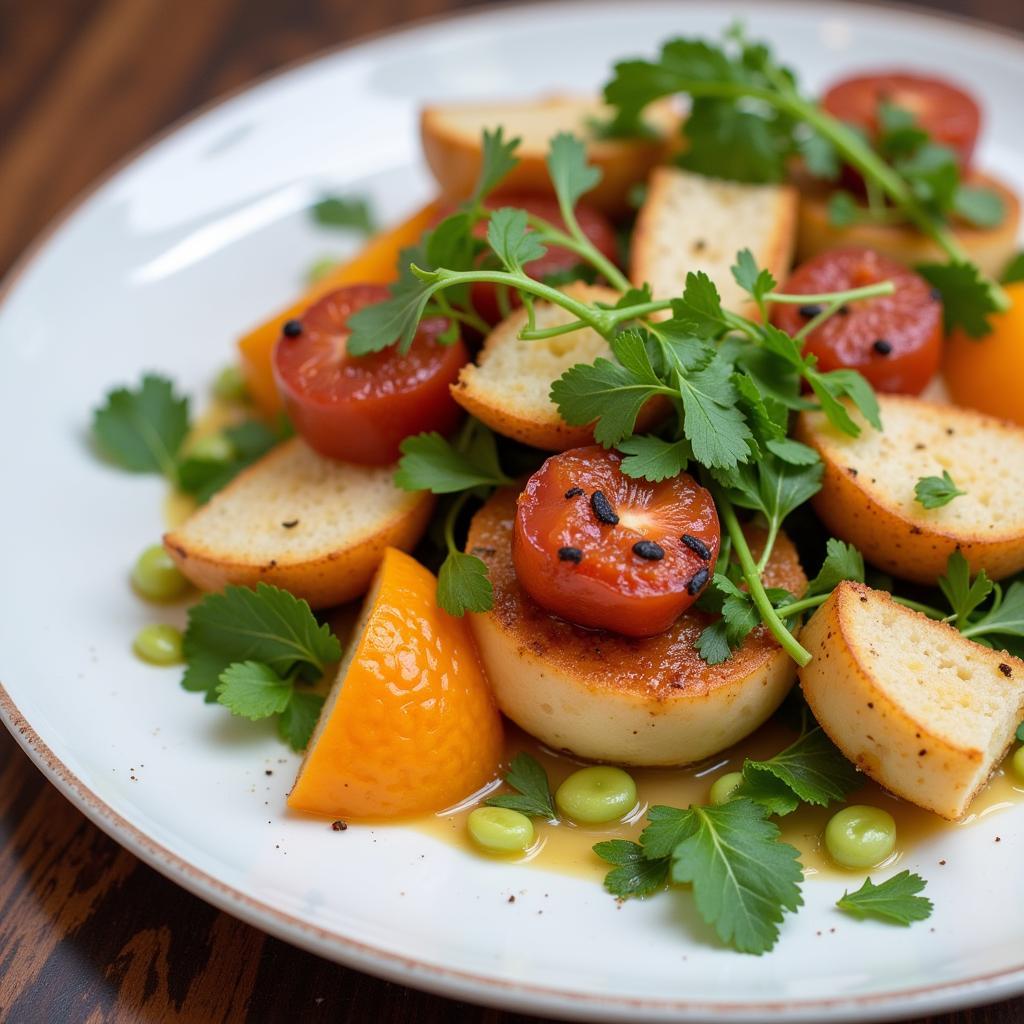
<box><xmin>465</xmin><ymin>488</ymin><xmax>806</xmax><ymax>765</ymax></box>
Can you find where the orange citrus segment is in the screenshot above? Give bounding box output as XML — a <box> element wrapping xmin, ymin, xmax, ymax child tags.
<box><xmin>238</xmin><ymin>200</ymin><xmax>442</xmax><ymax>415</ymax></box>
<box><xmin>945</xmin><ymin>281</ymin><xmax>1024</xmax><ymax>425</ymax></box>
<box><xmin>288</xmin><ymin>547</ymin><xmax>503</xmax><ymax>820</ymax></box>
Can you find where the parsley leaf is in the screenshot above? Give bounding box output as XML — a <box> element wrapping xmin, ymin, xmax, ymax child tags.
<box><xmin>395</xmin><ymin>430</ymin><xmax>511</xmax><ymax>493</ymax></box>
<box><xmin>738</xmin><ymin>727</ymin><xmax>862</xmax><ymax>812</ymax></box>
<box><xmin>487</xmin><ymin>207</ymin><xmax>547</xmax><ymax>273</ymax></box>
<box><xmin>643</xmin><ymin>801</ymin><xmax>804</xmax><ymax>955</ymax></box>
<box><xmin>346</xmin><ymin>267</ymin><xmax>439</xmax><ymax>355</ymax></box>
<box><xmin>469</xmin><ymin>127</ymin><xmax>521</xmax><ymax>207</ymax></box>
<box><xmin>546</xmin><ymin>132</ymin><xmax>602</xmax><ymax>211</ymax></box>
<box><xmin>93</xmin><ymin>374</ymin><xmax>190</xmax><ymax>477</ymax></box>
<box><xmin>216</xmin><ymin>661</ymin><xmax>293</xmax><ymax>719</ymax></box>
<box><xmin>961</xmin><ymin>580</ymin><xmax>1024</xmax><ymax>644</ymax></box>
<box><xmin>696</xmin><ymin>620</ymin><xmax>734</xmax><ymax>666</ymax></box>
<box><xmin>278</xmin><ymin>690</ymin><xmax>326</xmax><ymax>751</ymax></box>
<box><xmin>177</xmin><ymin>419</ymin><xmax>282</xmax><ymax>504</ymax></box>
<box><xmin>837</xmin><ymin>871</ymin><xmax>933</xmax><ymax>925</ymax></box>
<box><xmin>551</xmin><ymin>335</ymin><xmax>669</xmax><ymax>446</ymax></box>
<box><xmin>918</xmin><ymin>260</ymin><xmax>1000</xmax><ymax>337</ymax></box>
<box><xmin>310</xmin><ymin>195</ymin><xmax>375</xmax><ymax>235</ymax></box>
<box><xmin>953</xmin><ymin>185</ymin><xmax>1005</xmax><ymax>229</ymax></box>
<box><xmin>731</xmin><ymin>249</ymin><xmax>777</xmax><ymax>316</ymax></box>
<box><xmin>668</xmin><ymin>272</ymin><xmax>732</xmax><ymax>339</ymax></box>
<box><xmin>437</xmin><ymin>550</ymin><xmax>493</xmax><ymax>616</ymax></box>
<box><xmin>617</xmin><ymin>435</ymin><xmax>692</xmax><ymax>481</ymax></box>
<box><xmin>677</xmin><ymin>353</ymin><xmax>753</xmax><ymax>470</ymax></box>
<box><xmin>594</xmin><ymin>840</ymin><xmax>670</xmax><ymax>899</ymax></box>
<box><xmin>938</xmin><ymin>550</ymin><xmax>994</xmax><ymax>628</ymax></box>
<box><xmin>805</xmin><ymin>538</ymin><xmax>865</xmax><ymax>598</ymax></box>
<box><xmin>484</xmin><ymin>752</ymin><xmax>556</xmax><ymax>819</ymax></box>
<box><xmin>182</xmin><ymin>583</ymin><xmax>340</xmax><ymax>699</ymax></box>
<box><xmin>805</xmin><ymin>367</ymin><xmax>882</xmax><ymax>436</ymax></box>
<box><xmin>915</xmin><ymin>470</ymin><xmax>966</xmax><ymax>509</ymax></box>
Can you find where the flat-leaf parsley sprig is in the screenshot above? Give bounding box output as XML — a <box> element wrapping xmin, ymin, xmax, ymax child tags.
<box><xmin>182</xmin><ymin>582</ymin><xmax>341</xmax><ymax>749</ymax></box>
<box><xmin>600</xmin><ymin>24</ymin><xmax>1009</xmax><ymax>334</ymax></box>
<box><xmin>362</xmin><ymin>132</ymin><xmax>893</xmax><ymax>665</ymax></box>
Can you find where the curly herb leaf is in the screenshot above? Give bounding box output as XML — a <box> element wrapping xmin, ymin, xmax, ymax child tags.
<box><xmin>595</xmin><ymin>840</ymin><xmax>670</xmax><ymax>898</ymax></box>
<box><xmin>484</xmin><ymin>752</ymin><xmax>556</xmax><ymax>819</ymax></box>
<box><xmin>915</xmin><ymin>470</ymin><xmax>965</xmax><ymax>509</ymax></box>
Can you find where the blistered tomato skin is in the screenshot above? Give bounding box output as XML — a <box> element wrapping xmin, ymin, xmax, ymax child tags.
<box><xmin>469</xmin><ymin>195</ymin><xmax>618</xmax><ymax>324</ymax></box>
<box><xmin>512</xmin><ymin>446</ymin><xmax>720</xmax><ymax>638</ymax></box>
<box><xmin>771</xmin><ymin>247</ymin><xmax>943</xmax><ymax>395</ymax></box>
<box><xmin>273</xmin><ymin>283</ymin><xmax>467</xmax><ymax>465</ymax></box>
<box><xmin>822</xmin><ymin>71</ymin><xmax>981</xmax><ymax>172</ymax></box>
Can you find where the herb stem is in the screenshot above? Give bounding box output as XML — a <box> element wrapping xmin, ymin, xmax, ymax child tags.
<box><xmin>709</xmin><ymin>481</ymin><xmax>812</xmax><ymax>666</ymax></box>
<box><xmin>767</xmin><ymin>282</ymin><xmax>895</xmax><ymax>305</ymax></box>
<box><xmin>527</xmin><ymin>216</ymin><xmax>632</xmax><ymax>293</ymax></box>
<box><xmin>443</xmin><ymin>490</ymin><xmax>473</xmax><ymax>555</ymax></box>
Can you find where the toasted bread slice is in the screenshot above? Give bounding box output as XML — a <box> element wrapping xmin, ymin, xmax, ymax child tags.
<box><xmin>630</xmin><ymin>167</ymin><xmax>798</xmax><ymax>320</ymax></box>
<box><xmin>451</xmin><ymin>283</ymin><xmax>665</xmax><ymax>450</ymax></box>
<box><xmin>796</xmin><ymin>394</ymin><xmax>1024</xmax><ymax>584</ymax></box>
<box><xmin>465</xmin><ymin>488</ymin><xmax>807</xmax><ymax>766</ymax></box>
<box><xmin>795</xmin><ymin>171</ymin><xmax>1020</xmax><ymax>278</ymax></box>
<box><xmin>421</xmin><ymin>96</ymin><xmax>679</xmax><ymax>215</ymax></box>
<box><xmin>800</xmin><ymin>581</ymin><xmax>1024</xmax><ymax>820</ymax></box>
<box><xmin>164</xmin><ymin>438</ymin><xmax>433</xmax><ymax>608</ymax></box>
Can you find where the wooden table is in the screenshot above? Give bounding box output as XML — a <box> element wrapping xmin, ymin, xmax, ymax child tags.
<box><xmin>3</xmin><ymin>1</ymin><xmax>1023</xmax><ymax>1020</ymax></box>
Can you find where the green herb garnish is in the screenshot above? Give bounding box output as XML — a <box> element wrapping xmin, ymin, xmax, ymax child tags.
<box><xmin>484</xmin><ymin>752</ymin><xmax>557</xmax><ymax>819</ymax></box>
<box><xmin>836</xmin><ymin>871</ymin><xmax>933</xmax><ymax>925</ymax></box>
<box><xmin>600</xmin><ymin>25</ymin><xmax>1008</xmax><ymax>334</ymax></box>
<box><xmin>310</xmin><ymin>195</ymin><xmax>375</xmax><ymax>235</ymax></box>
<box><xmin>914</xmin><ymin>470</ymin><xmax>966</xmax><ymax>509</ymax></box>
<box><xmin>182</xmin><ymin>583</ymin><xmax>340</xmax><ymax>749</ymax></box>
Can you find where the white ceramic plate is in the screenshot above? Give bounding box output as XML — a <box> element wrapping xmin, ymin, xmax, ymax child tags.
<box><xmin>3</xmin><ymin>2</ymin><xmax>1024</xmax><ymax>1020</ymax></box>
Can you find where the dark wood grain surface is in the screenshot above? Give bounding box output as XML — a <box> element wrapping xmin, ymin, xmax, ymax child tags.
<box><xmin>3</xmin><ymin>1</ymin><xmax>1024</xmax><ymax>1021</ymax></box>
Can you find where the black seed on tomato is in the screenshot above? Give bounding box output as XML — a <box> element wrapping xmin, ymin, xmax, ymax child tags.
<box><xmin>681</xmin><ymin>533</ymin><xmax>712</xmax><ymax>560</ymax></box>
<box><xmin>798</xmin><ymin>303</ymin><xmax>823</xmax><ymax>318</ymax></box>
<box><xmin>590</xmin><ymin>490</ymin><xmax>619</xmax><ymax>525</ymax></box>
<box><xmin>282</xmin><ymin>318</ymin><xmax>303</xmax><ymax>338</ymax></box>
<box><xmin>872</xmin><ymin>338</ymin><xmax>893</xmax><ymax>355</ymax></box>
<box><xmin>930</xmin><ymin>287</ymin><xmax>942</xmax><ymax>301</ymax></box>
<box><xmin>687</xmin><ymin>567</ymin><xmax>710</xmax><ymax>595</ymax></box>
<box><xmin>558</xmin><ymin>546</ymin><xmax>583</xmax><ymax>563</ymax></box>
<box><xmin>632</xmin><ymin>540</ymin><xmax>665</xmax><ymax>561</ymax></box>
<box><xmin>837</xmin><ymin>305</ymin><xmax>850</xmax><ymax>316</ymax></box>
<box><xmin>564</xmin><ymin>486</ymin><xmax>585</xmax><ymax>499</ymax></box>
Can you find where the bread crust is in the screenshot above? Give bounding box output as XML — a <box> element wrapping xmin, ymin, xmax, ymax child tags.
<box><xmin>795</xmin><ymin>171</ymin><xmax>1020</xmax><ymax>279</ymax></box>
<box><xmin>451</xmin><ymin>284</ymin><xmax>667</xmax><ymax>450</ymax></box>
<box><xmin>800</xmin><ymin>581</ymin><xmax>1024</xmax><ymax>820</ymax></box>
<box><xmin>465</xmin><ymin>488</ymin><xmax>806</xmax><ymax>765</ymax></box>
<box><xmin>420</xmin><ymin>96</ymin><xmax>678</xmax><ymax>216</ymax></box>
<box><xmin>164</xmin><ymin>439</ymin><xmax>434</xmax><ymax>608</ymax></box>
<box><xmin>796</xmin><ymin>395</ymin><xmax>1024</xmax><ymax>584</ymax></box>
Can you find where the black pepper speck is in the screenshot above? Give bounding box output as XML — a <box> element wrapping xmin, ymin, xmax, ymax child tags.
<box><xmin>282</xmin><ymin>318</ymin><xmax>303</xmax><ymax>338</ymax></box>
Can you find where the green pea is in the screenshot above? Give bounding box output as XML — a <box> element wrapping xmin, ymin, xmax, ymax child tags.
<box><xmin>555</xmin><ymin>766</ymin><xmax>637</xmax><ymax>824</ymax></box>
<box><xmin>132</xmin><ymin>545</ymin><xmax>188</xmax><ymax>602</ymax></box>
<box><xmin>467</xmin><ymin>807</ymin><xmax>534</xmax><ymax>854</ymax></box>
<box><xmin>188</xmin><ymin>432</ymin><xmax>235</xmax><ymax>462</ymax></box>
<box><xmin>212</xmin><ymin>364</ymin><xmax>248</xmax><ymax>402</ymax></box>
<box><xmin>133</xmin><ymin>624</ymin><xmax>184</xmax><ymax>666</ymax></box>
<box><xmin>825</xmin><ymin>805</ymin><xmax>897</xmax><ymax>869</ymax></box>
<box><xmin>709</xmin><ymin>771</ymin><xmax>745</xmax><ymax>806</ymax></box>
<box><xmin>1011</xmin><ymin>746</ymin><xmax>1024</xmax><ymax>782</ymax></box>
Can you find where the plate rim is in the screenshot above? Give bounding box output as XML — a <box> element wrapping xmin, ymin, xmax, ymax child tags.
<box><xmin>4</xmin><ymin>1</ymin><xmax>1024</xmax><ymax>1019</ymax></box>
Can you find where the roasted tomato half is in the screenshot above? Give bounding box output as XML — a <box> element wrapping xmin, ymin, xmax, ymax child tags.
<box><xmin>822</xmin><ymin>71</ymin><xmax>981</xmax><ymax>172</ymax></box>
<box><xmin>771</xmin><ymin>246</ymin><xmax>942</xmax><ymax>395</ymax></box>
<box><xmin>512</xmin><ymin>446</ymin><xmax>720</xmax><ymax>638</ymax></box>
<box><xmin>273</xmin><ymin>283</ymin><xmax>466</xmax><ymax>465</ymax></box>
<box><xmin>470</xmin><ymin>194</ymin><xmax>618</xmax><ymax>324</ymax></box>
